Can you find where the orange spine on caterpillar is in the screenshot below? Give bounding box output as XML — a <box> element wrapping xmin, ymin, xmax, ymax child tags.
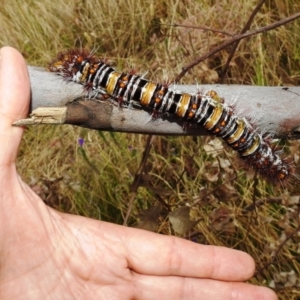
<box><xmin>49</xmin><ymin>49</ymin><xmax>293</xmax><ymax>184</ymax></box>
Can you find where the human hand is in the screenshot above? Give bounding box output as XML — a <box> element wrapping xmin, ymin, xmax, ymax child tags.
<box><xmin>0</xmin><ymin>46</ymin><xmax>277</xmax><ymax>300</ymax></box>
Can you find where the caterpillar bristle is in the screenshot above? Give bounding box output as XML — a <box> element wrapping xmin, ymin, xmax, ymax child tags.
<box><xmin>49</xmin><ymin>49</ymin><xmax>294</xmax><ymax>184</ymax></box>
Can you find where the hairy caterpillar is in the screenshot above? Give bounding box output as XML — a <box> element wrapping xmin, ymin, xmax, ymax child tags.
<box><xmin>49</xmin><ymin>49</ymin><xmax>293</xmax><ymax>184</ymax></box>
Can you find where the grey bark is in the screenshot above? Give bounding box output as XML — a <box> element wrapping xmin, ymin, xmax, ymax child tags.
<box><xmin>14</xmin><ymin>66</ymin><xmax>300</xmax><ymax>139</ymax></box>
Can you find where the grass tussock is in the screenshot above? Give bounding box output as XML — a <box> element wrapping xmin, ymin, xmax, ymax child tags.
<box><xmin>1</xmin><ymin>0</ymin><xmax>300</xmax><ymax>298</ymax></box>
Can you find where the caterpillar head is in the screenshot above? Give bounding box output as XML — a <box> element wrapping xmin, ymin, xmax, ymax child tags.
<box><xmin>48</xmin><ymin>49</ymin><xmax>92</xmax><ymax>79</ymax></box>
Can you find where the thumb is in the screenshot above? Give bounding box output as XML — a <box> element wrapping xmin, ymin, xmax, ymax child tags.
<box><xmin>0</xmin><ymin>47</ymin><xmax>30</xmax><ymax>167</ymax></box>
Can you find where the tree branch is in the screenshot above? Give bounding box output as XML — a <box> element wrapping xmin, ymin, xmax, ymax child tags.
<box><xmin>13</xmin><ymin>66</ymin><xmax>300</xmax><ymax>139</ymax></box>
<box><xmin>219</xmin><ymin>0</ymin><xmax>267</xmax><ymax>82</ymax></box>
<box><xmin>174</xmin><ymin>11</ymin><xmax>300</xmax><ymax>82</ymax></box>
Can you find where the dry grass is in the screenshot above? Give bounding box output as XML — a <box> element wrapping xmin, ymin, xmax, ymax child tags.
<box><xmin>1</xmin><ymin>0</ymin><xmax>300</xmax><ymax>298</ymax></box>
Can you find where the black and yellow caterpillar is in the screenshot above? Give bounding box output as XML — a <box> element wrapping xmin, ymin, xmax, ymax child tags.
<box><xmin>50</xmin><ymin>49</ymin><xmax>292</xmax><ymax>183</ymax></box>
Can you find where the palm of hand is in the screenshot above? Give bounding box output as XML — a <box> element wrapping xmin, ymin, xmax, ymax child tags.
<box><xmin>0</xmin><ymin>47</ymin><xmax>277</xmax><ymax>300</ymax></box>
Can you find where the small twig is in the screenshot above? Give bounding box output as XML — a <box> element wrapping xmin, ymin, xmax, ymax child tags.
<box><xmin>173</xmin><ymin>34</ymin><xmax>191</xmax><ymax>56</ymax></box>
<box><xmin>256</xmin><ymin>222</ymin><xmax>300</xmax><ymax>275</ymax></box>
<box><xmin>219</xmin><ymin>0</ymin><xmax>267</xmax><ymax>82</ymax></box>
<box><xmin>175</xmin><ymin>11</ymin><xmax>300</xmax><ymax>82</ymax></box>
<box><xmin>243</xmin><ymin>197</ymin><xmax>283</xmax><ymax>212</ymax></box>
<box><xmin>123</xmin><ymin>135</ymin><xmax>155</xmax><ymax>225</ymax></box>
<box><xmin>167</xmin><ymin>23</ymin><xmax>234</xmax><ymax>37</ymax></box>
<box><xmin>190</xmin><ymin>174</ymin><xmax>238</xmax><ymax>207</ymax></box>
<box><xmin>242</xmin><ymin>177</ymin><xmax>259</xmax><ymax>245</ymax></box>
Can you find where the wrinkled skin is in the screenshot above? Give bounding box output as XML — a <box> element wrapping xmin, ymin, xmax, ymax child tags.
<box><xmin>0</xmin><ymin>47</ymin><xmax>277</xmax><ymax>300</ymax></box>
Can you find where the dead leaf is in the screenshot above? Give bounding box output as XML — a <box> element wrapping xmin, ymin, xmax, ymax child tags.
<box><xmin>204</xmin><ymin>170</ymin><xmax>219</xmax><ymax>182</ymax></box>
<box><xmin>214</xmin><ymin>184</ymin><xmax>238</xmax><ymax>203</ymax></box>
<box><xmin>135</xmin><ymin>204</ymin><xmax>163</xmax><ymax>232</ymax></box>
<box><xmin>209</xmin><ymin>206</ymin><xmax>236</xmax><ymax>234</ymax></box>
<box><xmin>218</xmin><ymin>157</ymin><xmax>231</xmax><ymax>169</ymax></box>
<box><xmin>273</xmin><ymin>270</ymin><xmax>299</xmax><ymax>288</ymax></box>
<box><xmin>169</xmin><ymin>206</ymin><xmax>198</xmax><ymax>235</ymax></box>
<box><xmin>203</xmin><ymin>139</ymin><xmax>224</xmax><ymax>157</ymax></box>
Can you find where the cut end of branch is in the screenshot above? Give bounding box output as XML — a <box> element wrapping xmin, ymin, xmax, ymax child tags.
<box><xmin>13</xmin><ymin>107</ymin><xmax>67</xmax><ymax>126</ymax></box>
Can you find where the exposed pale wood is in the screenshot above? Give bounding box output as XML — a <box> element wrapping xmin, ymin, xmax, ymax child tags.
<box><xmin>13</xmin><ymin>107</ymin><xmax>67</xmax><ymax>125</ymax></box>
